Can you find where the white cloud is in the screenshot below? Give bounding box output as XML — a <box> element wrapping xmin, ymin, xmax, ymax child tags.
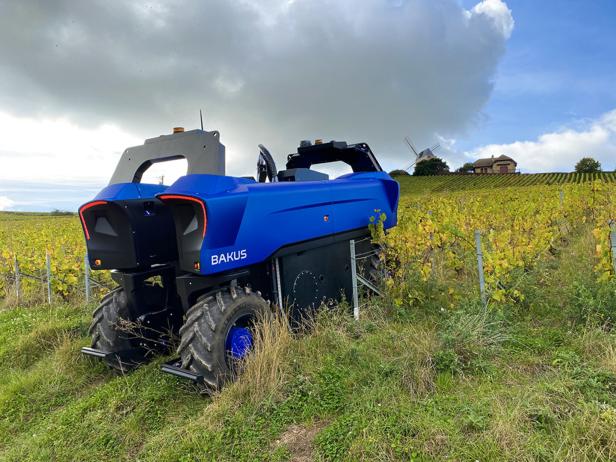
<box><xmin>0</xmin><ymin>1</ymin><xmax>517</xmax><ymax>210</ymax></box>
<box><xmin>470</xmin><ymin>0</ymin><xmax>514</xmax><ymax>39</ymax></box>
<box><xmin>0</xmin><ymin>112</ymin><xmax>140</xmax><ymax>183</ymax></box>
<box><xmin>0</xmin><ymin>0</ymin><xmax>514</xmax><ymax>179</ymax></box>
<box><xmin>467</xmin><ymin>109</ymin><xmax>616</xmax><ymax>172</ymax></box>
<box><xmin>0</xmin><ymin>196</ymin><xmax>14</xmax><ymax>211</ymax></box>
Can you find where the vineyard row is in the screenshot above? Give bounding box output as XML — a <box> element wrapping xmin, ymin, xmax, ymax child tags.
<box><xmin>397</xmin><ymin>171</ymin><xmax>616</xmax><ymax>195</ymax></box>
<box><xmin>2</xmin><ymin>181</ymin><xmax>616</xmax><ymax>306</ymax></box>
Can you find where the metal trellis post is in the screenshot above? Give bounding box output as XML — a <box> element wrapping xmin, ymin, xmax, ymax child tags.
<box><xmin>45</xmin><ymin>253</ymin><xmax>52</xmax><ymax>304</ymax></box>
<box><xmin>84</xmin><ymin>254</ymin><xmax>91</xmax><ymax>303</ymax></box>
<box><xmin>427</xmin><ymin>210</ymin><xmax>435</xmax><ymax>274</ymax></box>
<box><xmin>609</xmin><ymin>221</ymin><xmax>616</xmax><ymax>276</ymax></box>
<box><xmin>474</xmin><ymin>230</ymin><xmax>487</xmax><ymax>306</ymax></box>
<box><xmin>350</xmin><ymin>239</ymin><xmax>360</xmax><ymax>320</ymax></box>
<box><xmin>14</xmin><ymin>256</ymin><xmax>21</xmax><ymax>302</ymax></box>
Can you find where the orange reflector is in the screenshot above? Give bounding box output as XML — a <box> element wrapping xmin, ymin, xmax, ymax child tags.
<box><xmin>94</xmin><ymin>259</ymin><xmax>102</xmax><ymax>267</ymax></box>
<box><xmin>173</xmin><ymin>127</ymin><xmax>185</xmax><ymax>133</ymax></box>
<box><xmin>323</xmin><ymin>215</ymin><xmax>329</xmax><ymax>222</ymax></box>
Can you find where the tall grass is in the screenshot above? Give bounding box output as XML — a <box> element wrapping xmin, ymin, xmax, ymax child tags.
<box><xmin>228</xmin><ymin>312</ymin><xmax>294</xmax><ymax>405</ymax></box>
<box><xmin>1</xmin><ymin>225</ymin><xmax>616</xmax><ymax>460</ymax></box>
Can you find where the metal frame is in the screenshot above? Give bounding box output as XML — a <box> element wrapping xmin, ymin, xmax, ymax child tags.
<box><xmin>286</xmin><ymin>140</ymin><xmax>383</xmax><ymax>173</ymax></box>
<box><xmin>273</xmin><ymin>257</ymin><xmax>284</xmax><ymax>313</ymax></box>
<box><xmin>109</xmin><ymin>129</ymin><xmax>225</xmax><ymax>184</ymax></box>
<box><xmin>349</xmin><ymin>239</ymin><xmax>383</xmax><ymax>320</ymax></box>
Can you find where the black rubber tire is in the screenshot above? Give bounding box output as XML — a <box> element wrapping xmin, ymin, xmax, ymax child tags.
<box><xmin>89</xmin><ymin>288</ymin><xmax>133</xmax><ymax>357</ymax></box>
<box><xmin>177</xmin><ymin>284</ymin><xmax>271</xmax><ymax>390</ymax></box>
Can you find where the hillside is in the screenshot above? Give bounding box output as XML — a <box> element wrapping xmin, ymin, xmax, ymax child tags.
<box><xmin>1</xmin><ymin>179</ymin><xmax>616</xmax><ymax>460</ymax></box>
<box><xmin>395</xmin><ymin>171</ymin><xmax>616</xmax><ymax>195</ymax></box>
<box><xmin>1</xmin><ymin>226</ymin><xmax>615</xmax><ymax>460</ymax></box>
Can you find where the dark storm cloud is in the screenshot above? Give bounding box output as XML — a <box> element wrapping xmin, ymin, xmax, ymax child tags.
<box><xmin>0</xmin><ymin>0</ymin><xmax>513</xmax><ymax>172</ymax></box>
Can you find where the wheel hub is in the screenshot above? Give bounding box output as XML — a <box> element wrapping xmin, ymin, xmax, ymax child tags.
<box><xmin>225</xmin><ymin>326</ymin><xmax>253</xmax><ymax>359</ymax></box>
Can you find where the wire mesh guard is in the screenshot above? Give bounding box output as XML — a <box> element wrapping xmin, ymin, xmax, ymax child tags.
<box><xmin>349</xmin><ymin>238</ymin><xmax>384</xmax><ymax>320</ymax></box>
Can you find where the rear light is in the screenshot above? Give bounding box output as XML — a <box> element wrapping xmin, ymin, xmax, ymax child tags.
<box><xmin>158</xmin><ymin>194</ymin><xmax>207</xmax><ymax>238</ymax></box>
<box><xmin>79</xmin><ymin>200</ymin><xmax>108</xmax><ymax>240</ymax></box>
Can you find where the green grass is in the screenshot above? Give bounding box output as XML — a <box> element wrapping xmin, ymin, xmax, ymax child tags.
<box><xmin>394</xmin><ymin>171</ymin><xmax>616</xmax><ymax>195</ymax></box>
<box><xmin>1</xmin><ymin>222</ymin><xmax>616</xmax><ymax>461</ymax></box>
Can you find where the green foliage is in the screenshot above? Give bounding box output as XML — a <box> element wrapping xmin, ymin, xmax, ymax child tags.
<box><xmin>570</xmin><ymin>280</ymin><xmax>616</xmax><ymax>324</ymax></box>
<box><xmin>314</xmin><ymin>415</ymin><xmax>359</xmax><ymax>459</ymax></box>
<box><xmin>575</xmin><ymin>157</ymin><xmax>602</xmax><ymax>173</ymax></box>
<box><xmin>389</xmin><ymin>169</ymin><xmax>410</xmax><ymax>177</ymax></box>
<box><xmin>413</xmin><ymin>157</ymin><xmax>450</xmax><ymax>176</ymax></box>
<box><xmin>368</xmin><ymin>210</ymin><xmax>387</xmax><ymax>242</ymax></box>
<box><xmin>456</xmin><ymin>162</ymin><xmax>475</xmax><ymax>173</ymax></box>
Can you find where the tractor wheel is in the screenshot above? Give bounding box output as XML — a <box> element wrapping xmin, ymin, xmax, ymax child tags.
<box><xmin>177</xmin><ymin>284</ymin><xmax>271</xmax><ymax>390</ymax></box>
<box><xmin>89</xmin><ymin>288</ymin><xmax>134</xmax><ymax>368</ymax></box>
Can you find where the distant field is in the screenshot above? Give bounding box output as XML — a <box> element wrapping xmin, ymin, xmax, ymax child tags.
<box><xmin>395</xmin><ymin>171</ymin><xmax>616</xmax><ymax>195</ymax></box>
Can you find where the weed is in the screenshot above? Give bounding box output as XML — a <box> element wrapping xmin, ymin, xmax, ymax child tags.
<box><xmin>436</xmin><ymin>301</ymin><xmax>507</xmax><ymax>373</ymax></box>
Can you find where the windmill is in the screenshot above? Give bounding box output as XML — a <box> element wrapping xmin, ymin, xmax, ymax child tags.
<box><xmin>403</xmin><ymin>136</ymin><xmax>441</xmax><ymax>171</ymax></box>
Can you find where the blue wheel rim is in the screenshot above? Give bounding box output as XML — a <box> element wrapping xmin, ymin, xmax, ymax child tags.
<box><xmin>225</xmin><ymin>326</ymin><xmax>253</xmax><ymax>359</ymax></box>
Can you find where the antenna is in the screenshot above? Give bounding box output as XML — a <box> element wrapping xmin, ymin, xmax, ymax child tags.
<box><xmin>199</xmin><ymin>109</ymin><xmax>204</xmax><ymax>131</ymax></box>
<box><xmin>404</xmin><ymin>136</ymin><xmax>419</xmax><ymax>157</ymax></box>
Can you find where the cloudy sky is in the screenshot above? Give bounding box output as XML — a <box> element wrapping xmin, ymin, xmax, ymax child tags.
<box><xmin>1</xmin><ymin>0</ymin><xmax>615</xmax><ymax>211</ymax></box>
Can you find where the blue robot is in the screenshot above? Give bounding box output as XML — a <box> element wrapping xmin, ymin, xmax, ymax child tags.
<box><xmin>79</xmin><ymin>127</ymin><xmax>399</xmax><ymax>389</ymax></box>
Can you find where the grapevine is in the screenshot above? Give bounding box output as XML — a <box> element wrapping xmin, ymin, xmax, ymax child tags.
<box><xmin>2</xmin><ymin>177</ymin><xmax>616</xmax><ymax>305</ymax></box>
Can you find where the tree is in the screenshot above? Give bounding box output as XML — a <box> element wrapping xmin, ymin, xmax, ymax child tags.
<box><xmin>389</xmin><ymin>169</ymin><xmax>410</xmax><ymax>177</ymax></box>
<box><xmin>456</xmin><ymin>162</ymin><xmax>475</xmax><ymax>173</ymax></box>
<box><xmin>413</xmin><ymin>157</ymin><xmax>450</xmax><ymax>176</ymax></box>
<box><xmin>575</xmin><ymin>157</ymin><xmax>601</xmax><ymax>173</ymax></box>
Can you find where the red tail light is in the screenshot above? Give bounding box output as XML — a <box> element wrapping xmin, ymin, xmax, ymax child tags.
<box><xmin>158</xmin><ymin>194</ymin><xmax>207</xmax><ymax>238</ymax></box>
<box><xmin>79</xmin><ymin>200</ymin><xmax>108</xmax><ymax>240</ymax></box>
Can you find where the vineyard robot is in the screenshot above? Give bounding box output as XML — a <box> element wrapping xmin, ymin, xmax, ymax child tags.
<box><xmin>79</xmin><ymin>127</ymin><xmax>399</xmax><ymax>389</ymax></box>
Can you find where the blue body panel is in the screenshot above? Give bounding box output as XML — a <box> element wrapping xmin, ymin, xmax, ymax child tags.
<box><xmin>94</xmin><ymin>183</ymin><xmax>168</xmax><ymax>201</ymax></box>
<box><xmin>160</xmin><ymin>172</ymin><xmax>399</xmax><ymax>275</ymax></box>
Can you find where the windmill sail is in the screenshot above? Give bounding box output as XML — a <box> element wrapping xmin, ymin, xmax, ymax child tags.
<box><xmin>403</xmin><ymin>135</ymin><xmax>438</xmax><ymax>171</ymax></box>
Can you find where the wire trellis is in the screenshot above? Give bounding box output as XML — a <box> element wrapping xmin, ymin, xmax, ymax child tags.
<box><xmin>3</xmin><ymin>253</ymin><xmax>111</xmax><ymax>304</ymax></box>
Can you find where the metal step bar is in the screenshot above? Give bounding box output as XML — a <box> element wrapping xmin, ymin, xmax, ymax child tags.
<box><xmin>80</xmin><ymin>346</ymin><xmax>145</xmax><ymax>369</ymax></box>
<box><xmin>161</xmin><ymin>358</ymin><xmax>205</xmax><ymax>384</ymax></box>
